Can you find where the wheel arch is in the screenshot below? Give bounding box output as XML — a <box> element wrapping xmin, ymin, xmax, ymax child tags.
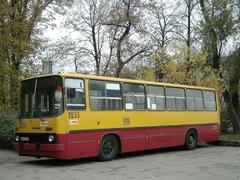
<box><xmin>185</xmin><ymin>127</ymin><xmax>199</xmax><ymax>139</ymax></box>
<box><xmin>185</xmin><ymin>128</ymin><xmax>198</xmax><ymax>140</ymax></box>
<box><xmin>99</xmin><ymin>132</ymin><xmax>122</xmax><ymax>153</ymax></box>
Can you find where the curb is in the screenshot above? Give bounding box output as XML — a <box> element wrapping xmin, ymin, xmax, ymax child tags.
<box><xmin>210</xmin><ymin>140</ymin><xmax>240</xmax><ymax>147</ymax></box>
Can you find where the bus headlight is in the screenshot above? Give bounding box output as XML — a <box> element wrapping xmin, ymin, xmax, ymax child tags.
<box><xmin>48</xmin><ymin>135</ymin><xmax>55</xmax><ymax>143</ymax></box>
<box><xmin>15</xmin><ymin>135</ymin><xmax>20</xmax><ymax>142</ymax></box>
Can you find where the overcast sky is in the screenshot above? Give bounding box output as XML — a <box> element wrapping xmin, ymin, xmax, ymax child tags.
<box><xmin>41</xmin><ymin>1</ymin><xmax>239</xmax><ymax>74</ymax></box>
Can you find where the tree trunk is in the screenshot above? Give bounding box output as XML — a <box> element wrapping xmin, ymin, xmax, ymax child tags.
<box><xmin>91</xmin><ymin>26</ymin><xmax>100</xmax><ymax>76</ymax></box>
<box><xmin>232</xmin><ymin>92</ymin><xmax>239</xmax><ymax>116</ymax></box>
<box><xmin>186</xmin><ymin>0</ymin><xmax>191</xmax><ymax>62</ymax></box>
<box><xmin>224</xmin><ymin>90</ymin><xmax>240</xmax><ymax>133</ymax></box>
<box><xmin>227</xmin><ymin>103</ymin><xmax>240</xmax><ymax>133</ymax></box>
<box><xmin>9</xmin><ymin>54</ymin><xmax>21</xmax><ymax>109</ymax></box>
<box><xmin>96</xmin><ymin>65</ymin><xmax>100</xmax><ymax>76</ymax></box>
<box><xmin>74</xmin><ymin>57</ymin><xmax>78</xmax><ymax>73</ymax></box>
<box><xmin>211</xmin><ymin>31</ymin><xmax>220</xmax><ymax>69</ymax></box>
<box><xmin>115</xmin><ymin>62</ymin><xmax>124</xmax><ymax>78</ymax></box>
<box><xmin>155</xmin><ymin>60</ymin><xmax>163</xmax><ymax>82</ymax></box>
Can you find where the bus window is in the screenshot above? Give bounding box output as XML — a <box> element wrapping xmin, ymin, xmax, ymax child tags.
<box><xmin>146</xmin><ymin>85</ymin><xmax>165</xmax><ymax>110</ymax></box>
<box><xmin>24</xmin><ymin>94</ymin><xmax>29</xmax><ymax>113</ymax></box>
<box><xmin>33</xmin><ymin>76</ymin><xmax>63</xmax><ymax>117</ymax></box>
<box><xmin>19</xmin><ymin>76</ymin><xmax>64</xmax><ymax>118</ymax></box>
<box><xmin>19</xmin><ymin>79</ymin><xmax>35</xmax><ymax>118</ymax></box>
<box><xmin>123</xmin><ymin>83</ymin><xmax>145</xmax><ymax>110</ymax></box>
<box><xmin>203</xmin><ymin>90</ymin><xmax>216</xmax><ymax>111</ymax></box>
<box><xmin>166</xmin><ymin>87</ymin><xmax>186</xmax><ymax>111</ymax></box>
<box><xmin>65</xmin><ymin>78</ymin><xmax>86</xmax><ymax>110</ymax></box>
<box><xmin>89</xmin><ymin>80</ymin><xmax>122</xmax><ymax>111</ymax></box>
<box><xmin>186</xmin><ymin>89</ymin><xmax>204</xmax><ymax>111</ymax></box>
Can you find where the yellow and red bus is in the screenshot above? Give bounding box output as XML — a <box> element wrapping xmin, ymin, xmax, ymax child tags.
<box><xmin>13</xmin><ymin>73</ymin><xmax>220</xmax><ymax>160</ymax></box>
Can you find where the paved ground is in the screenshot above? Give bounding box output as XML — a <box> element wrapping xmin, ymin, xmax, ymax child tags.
<box><xmin>0</xmin><ymin>145</ymin><xmax>240</xmax><ymax>180</ymax></box>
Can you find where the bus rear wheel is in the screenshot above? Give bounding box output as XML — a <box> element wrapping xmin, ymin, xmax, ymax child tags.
<box><xmin>99</xmin><ymin>135</ymin><xmax>119</xmax><ymax>161</ymax></box>
<box><xmin>184</xmin><ymin>129</ymin><xmax>198</xmax><ymax>150</ymax></box>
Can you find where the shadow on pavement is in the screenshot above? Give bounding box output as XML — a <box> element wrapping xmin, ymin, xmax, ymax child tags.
<box><xmin>119</xmin><ymin>143</ymin><xmax>210</xmax><ymax>160</ymax></box>
<box><xmin>21</xmin><ymin>144</ymin><xmax>211</xmax><ymax>167</ymax></box>
<box><xmin>22</xmin><ymin>157</ymin><xmax>97</xmax><ymax>167</ymax></box>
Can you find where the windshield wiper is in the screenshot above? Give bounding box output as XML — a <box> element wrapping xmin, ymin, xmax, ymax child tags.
<box><xmin>39</xmin><ymin>109</ymin><xmax>47</xmax><ymax>121</ymax></box>
<box><xmin>40</xmin><ymin>117</ymin><xmax>47</xmax><ymax>121</ymax></box>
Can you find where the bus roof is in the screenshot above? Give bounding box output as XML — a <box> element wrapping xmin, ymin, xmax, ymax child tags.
<box><xmin>22</xmin><ymin>73</ymin><xmax>216</xmax><ymax>91</ymax></box>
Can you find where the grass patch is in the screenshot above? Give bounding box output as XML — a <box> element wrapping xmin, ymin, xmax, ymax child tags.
<box><xmin>215</xmin><ymin>134</ymin><xmax>240</xmax><ymax>146</ymax></box>
<box><xmin>220</xmin><ymin>134</ymin><xmax>240</xmax><ymax>142</ymax></box>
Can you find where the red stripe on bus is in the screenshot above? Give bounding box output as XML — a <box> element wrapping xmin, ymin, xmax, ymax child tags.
<box><xmin>13</xmin><ymin>124</ymin><xmax>220</xmax><ymax>160</ymax></box>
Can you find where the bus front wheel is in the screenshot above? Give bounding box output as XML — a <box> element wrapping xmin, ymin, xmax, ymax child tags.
<box><xmin>99</xmin><ymin>135</ymin><xmax>119</xmax><ymax>161</ymax></box>
<box><xmin>184</xmin><ymin>129</ymin><xmax>198</xmax><ymax>150</ymax></box>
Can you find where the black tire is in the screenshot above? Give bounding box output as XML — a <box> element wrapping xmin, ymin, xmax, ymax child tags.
<box><xmin>184</xmin><ymin>130</ymin><xmax>198</xmax><ymax>150</ymax></box>
<box><xmin>99</xmin><ymin>135</ymin><xmax>119</xmax><ymax>161</ymax></box>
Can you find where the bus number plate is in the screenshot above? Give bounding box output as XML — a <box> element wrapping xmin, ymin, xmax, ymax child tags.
<box><xmin>20</xmin><ymin>136</ymin><xmax>29</xmax><ymax>142</ymax></box>
<box><xmin>68</xmin><ymin>112</ymin><xmax>80</xmax><ymax>119</ymax></box>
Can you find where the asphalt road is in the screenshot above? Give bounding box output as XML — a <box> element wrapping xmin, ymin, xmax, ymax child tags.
<box><xmin>0</xmin><ymin>145</ymin><xmax>240</xmax><ymax>180</ymax></box>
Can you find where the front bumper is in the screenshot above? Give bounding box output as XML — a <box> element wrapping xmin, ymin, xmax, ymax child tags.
<box><xmin>12</xmin><ymin>142</ymin><xmax>66</xmax><ymax>159</ymax></box>
<box><xmin>13</xmin><ymin>142</ymin><xmax>65</xmax><ymax>152</ymax></box>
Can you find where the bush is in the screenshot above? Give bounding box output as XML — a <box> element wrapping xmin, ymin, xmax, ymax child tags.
<box><xmin>0</xmin><ymin>109</ymin><xmax>17</xmax><ymax>149</ymax></box>
<box><xmin>220</xmin><ymin>104</ymin><xmax>233</xmax><ymax>133</ymax></box>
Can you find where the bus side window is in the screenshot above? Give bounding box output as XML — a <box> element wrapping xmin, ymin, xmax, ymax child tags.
<box><xmin>123</xmin><ymin>83</ymin><xmax>145</xmax><ymax>110</ymax></box>
<box><xmin>65</xmin><ymin>78</ymin><xmax>86</xmax><ymax>110</ymax></box>
<box><xmin>186</xmin><ymin>89</ymin><xmax>204</xmax><ymax>111</ymax></box>
<box><xmin>89</xmin><ymin>80</ymin><xmax>122</xmax><ymax>111</ymax></box>
<box><xmin>165</xmin><ymin>87</ymin><xmax>186</xmax><ymax>111</ymax></box>
<box><xmin>203</xmin><ymin>90</ymin><xmax>216</xmax><ymax>111</ymax></box>
<box><xmin>146</xmin><ymin>85</ymin><xmax>165</xmax><ymax>110</ymax></box>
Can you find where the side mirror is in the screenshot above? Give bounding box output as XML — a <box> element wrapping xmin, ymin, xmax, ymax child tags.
<box><xmin>67</xmin><ymin>88</ymin><xmax>76</xmax><ymax>98</ymax></box>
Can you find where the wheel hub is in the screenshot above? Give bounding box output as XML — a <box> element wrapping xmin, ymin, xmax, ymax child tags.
<box><xmin>103</xmin><ymin>141</ymin><xmax>113</xmax><ymax>155</ymax></box>
<box><xmin>189</xmin><ymin>135</ymin><xmax>195</xmax><ymax>144</ymax></box>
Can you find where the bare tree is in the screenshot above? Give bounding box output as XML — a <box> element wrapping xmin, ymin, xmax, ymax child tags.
<box><xmin>174</xmin><ymin>0</ymin><xmax>199</xmax><ymax>48</ymax></box>
<box><xmin>176</xmin><ymin>0</ymin><xmax>199</xmax><ymax>83</ymax></box>
<box><xmin>61</xmin><ymin>0</ymin><xmax>110</xmax><ymax>75</ymax></box>
<box><xmin>102</xmin><ymin>27</ymin><xmax>118</xmax><ymax>75</ymax></box>
<box><xmin>147</xmin><ymin>0</ymin><xmax>180</xmax><ymax>81</ymax></box>
<box><xmin>50</xmin><ymin>37</ymin><xmax>93</xmax><ymax>73</ymax></box>
<box><xmin>105</xmin><ymin>0</ymin><xmax>147</xmax><ymax>78</ymax></box>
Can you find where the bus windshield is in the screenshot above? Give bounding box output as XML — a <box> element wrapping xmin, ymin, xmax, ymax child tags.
<box><xmin>19</xmin><ymin>76</ymin><xmax>64</xmax><ymax>118</ymax></box>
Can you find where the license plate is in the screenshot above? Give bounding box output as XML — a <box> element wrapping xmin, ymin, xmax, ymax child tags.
<box><xmin>20</xmin><ymin>136</ymin><xmax>29</xmax><ymax>142</ymax></box>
